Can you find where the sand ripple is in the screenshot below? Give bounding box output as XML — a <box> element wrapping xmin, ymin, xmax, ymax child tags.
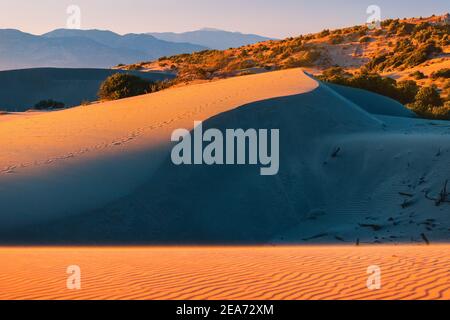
<box><xmin>0</xmin><ymin>246</ymin><xmax>448</xmax><ymax>300</ymax></box>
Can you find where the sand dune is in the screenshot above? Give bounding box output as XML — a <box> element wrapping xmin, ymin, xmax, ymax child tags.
<box><xmin>0</xmin><ymin>68</ymin><xmax>449</xmax><ymax>244</ymax></box>
<box><xmin>0</xmin><ymin>246</ymin><xmax>448</xmax><ymax>300</ymax></box>
<box><xmin>0</xmin><ymin>69</ymin><xmax>317</xmax><ymax>232</ymax></box>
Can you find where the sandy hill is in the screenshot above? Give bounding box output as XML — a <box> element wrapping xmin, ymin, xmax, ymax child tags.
<box><xmin>119</xmin><ymin>14</ymin><xmax>449</xmax><ymax>99</ymax></box>
<box><xmin>0</xmin><ymin>69</ymin><xmax>448</xmax><ymax>244</ymax></box>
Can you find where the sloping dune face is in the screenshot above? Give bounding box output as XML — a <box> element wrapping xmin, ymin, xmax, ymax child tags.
<box><xmin>1</xmin><ymin>68</ymin><xmax>450</xmax><ymax>244</ymax></box>
<box><xmin>0</xmin><ymin>246</ymin><xmax>449</xmax><ymax>300</ymax></box>
<box><xmin>326</xmin><ymin>83</ymin><xmax>417</xmax><ymax>118</ymax></box>
<box><xmin>0</xmin><ymin>69</ymin><xmax>317</xmax><ymax>232</ymax></box>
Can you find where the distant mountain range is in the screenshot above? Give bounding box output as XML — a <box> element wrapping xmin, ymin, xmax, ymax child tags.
<box><xmin>149</xmin><ymin>28</ymin><xmax>274</xmax><ymax>50</ymax></box>
<box><xmin>0</xmin><ymin>28</ymin><xmax>272</xmax><ymax>70</ymax></box>
<box><xmin>0</xmin><ymin>29</ymin><xmax>205</xmax><ymax>71</ymax></box>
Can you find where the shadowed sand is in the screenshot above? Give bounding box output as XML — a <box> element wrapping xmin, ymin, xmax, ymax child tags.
<box><xmin>0</xmin><ymin>68</ymin><xmax>317</xmax><ymax>232</ymax></box>
<box><xmin>0</xmin><ymin>246</ymin><xmax>449</xmax><ymax>300</ymax></box>
<box><xmin>1</xmin><ymin>68</ymin><xmax>450</xmax><ymax>244</ymax></box>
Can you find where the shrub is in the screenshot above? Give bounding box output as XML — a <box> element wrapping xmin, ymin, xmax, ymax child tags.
<box><xmin>318</xmin><ymin>29</ymin><xmax>330</xmax><ymax>38</ymax></box>
<box><xmin>125</xmin><ymin>63</ymin><xmax>144</xmax><ymax>71</ymax></box>
<box><xmin>408</xmin><ymin>102</ymin><xmax>450</xmax><ymax>120</ymax></box>
<box><xmin>346</xmin><ymin>73</ymin><xmax>398</xmax><ymax>99</ymax></box>
<box><xmin>357</xmin><ymin>26</ymin><xmax>368</xmax><ymax>37</ymax></box>
<box><xmin>321</xmin><ymin>66</ymin><xmax>351</xmax><ymax>78</ymax></box>
<box><xmin>430</xmin><ymin>105</ymin><xmax>450</xmax><ymax>119</ymax></box>
<box><xmin>98</xmin><ymin>73</ymin><xmax>153</xmax><ymax>101</ymax></box>
<box><xmin>320</xmin><ymin>70</ymin><xmax>447</xmax><ymax>119</ymax></box>
<box><xmin>431</xmin><ymin>68</ymin><xmax>450</xmax><ymax>79</ymax></box>
<box><xmin>410</xmin><ymin>71</ymin><xmax>427</xmax><ymax>80</ymax></box>
<box><xmin>415</xmin><ymin>86</ymin><xmax>443</xmax><ymax>107</ymax></box>
<box><xmin>33</xmin><ymin>99</ymin><xmax>65</xmax><ymax>110</ymax></box>
<box><xmin>149</xmin><ymin>79</ymin><xmax>174</xmax><ymax>93</ymax></box>
<box><xmin>283</xmin><ymin>49</ymin><xmax>321</xmax><ymax>68</ymax></box>
<box><xmin>396</xmin><ymin>22</ymin><xmax>415</xmax><ymax>36</ymax></box>
<box><xmin>328</xmin><ymin>35</ymin><xmax>344</xmax><ymax>44</ymax></box>
<box><xmin>364</xmin><ymin>39</ymin><xmax>442</xmax><ymax>72</ymax></box>
<box><xmin>318</xmin><ymin>67</ymin><xmax>351</xmax><ymax>84</ymax></box>
<box><xmin>373</xmin><ymin>29</ymin><xmax>384</xmax><ymax>36</ymax></box>
<box><xmin>396</xmin><ymin>80</ymin><xmax>420</xmax><ymax>104</ymax></box>
<box><xmin>359</xmin><ymin>36</ymin><xmax>372</xmax><ymax>43</ymax></box>
<box><xmin>365</xmin><ymin>54</ymin><xmax>388</xmax><ymax>71</ymax></box>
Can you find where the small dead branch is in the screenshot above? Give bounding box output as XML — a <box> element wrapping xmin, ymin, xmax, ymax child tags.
<box><xmin>401</xmin><ymin>199</ymin><xmax>415</xmax><ymax>209</ymax></box>
<box><xmin>425</xmin><ymin>180</ymin><xmax>450</xmax><ymax>206</ymax></box>
<box><xmin>399</xmin><ymin>192</ymin><xmax>414</xmax><ymax>198</ymax></box>
<box><xmin>421</xmin><ymin>233</ymin><xmax>430</xmax><ymax>245</ymax></box>
<box><xmin>331</xmin><ymin>147</ymin><xmax>341</xmax><ymax>158</ymax></box>
<box><xmin>435</xmin><ymin>148</ymin><xmax>441</xmax><ymax>157</ymax></box>
<box><xmin>302</xmin><ymin>233</ymin><xmax>328</xmax><ymax>241</ymax></box>
<box><xmin>359</xmin><ymin>224</ymin><xmax>382</xmax><ymax>231</ymax></box>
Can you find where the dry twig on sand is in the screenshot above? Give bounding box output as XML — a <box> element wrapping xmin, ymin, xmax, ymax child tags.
<box><xmin>331</xmin><ymin>147</ymin><xmax>341</xmax><ymax>158</ymax></box>
<box><xmin>425</xmin><ymin>180</ymin><xmax>450</xmax><ymax>206</ymax></box>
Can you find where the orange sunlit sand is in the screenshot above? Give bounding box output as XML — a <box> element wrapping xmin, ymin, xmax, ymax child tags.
<box><xmin>1</xmin><ymin>4</ymin><xmax>450</xmax><ymax>303</ymax></box>
<box><xmin>0</xmin><ymin>246</ymin><xmax>449</xmax><ymax>300</ymax></box>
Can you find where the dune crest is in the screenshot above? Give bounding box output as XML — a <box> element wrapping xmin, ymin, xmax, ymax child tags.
<box><xmin>0</xmin><ymin>68</ymin><xmax>449</xmax><ymax>245</ymax></box>
<box><xmin>0</xmin><ymin>69</ymin><xmax>317</xmax><ymax>231</ymax></box>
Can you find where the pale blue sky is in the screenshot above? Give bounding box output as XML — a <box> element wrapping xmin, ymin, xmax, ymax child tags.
<box><xmin>0</xmin><ymin>0</ymin><xmax>448</xmax><ymax>38</ymax></box>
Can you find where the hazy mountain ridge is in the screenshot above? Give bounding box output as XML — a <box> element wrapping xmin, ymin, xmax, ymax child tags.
<box><xmin>148</xmin><ymin>28</ymin><xmax>274</xmax><ymax>50</ymax></box>
<box><xmin>0</xmin><ymin>29</ymin><xmax>207</xmax><ymax>70</ymax></box>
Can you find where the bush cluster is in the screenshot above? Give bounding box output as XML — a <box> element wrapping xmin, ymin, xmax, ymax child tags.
<box><xmin>33</xmin><ymin>99</ymin><xmax>65</xmax><ymax>110</ymax></box>
<box><xmin>319</xmin><ymin>67</ymin><xmax>449</xmax><ymax>120</ymax></box>
<box><xmin>98</xmin><ymin>73</ymin><xmax>174</xmax><ymax>101</ymax></box>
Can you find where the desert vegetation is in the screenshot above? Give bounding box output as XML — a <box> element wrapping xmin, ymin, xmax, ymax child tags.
<box><xmin>114</xmin><ymin>14</ymin><xmax>449</xmax><ymax>119</ymax></box>
<box><xmin>33</xmin><ymin>99</ymin><xmax>65</xmax><ymax>110</ymax></box>
<box><xmin>122</xmin><ymin>39</ymin><xmax>325</xmax><ymax>83</ymax></box>
<box><xmin>363</xmin><ymin>19</ymin><xmax>448</xmax><ymax>72</ymax></box>
<box><xmin>98</xmin><ymin>73</ymin><xmax>173</xmax><ymax>101</ymax></box>
<box><xmin>431</xmin><ymin>68</ymin><xmax>450</xmax><ymax>79</ymax></box>
<box><xmin>319</xmin><ymin>67</ymin><xmax>450</xmax><ymax>119</ymax></box>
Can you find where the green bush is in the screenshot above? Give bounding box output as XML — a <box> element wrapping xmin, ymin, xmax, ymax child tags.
<box><xmin>396</xmin><ymin>80</ymin><xmax>420</xmax><ymax>104</ymax></box>
<box><xmin>415</xmin><ymin>86</ymin><xmax>443</xmax><ymax>107</ymax></box>
<box><xmin>410</xmin><ymin>71</ymin><xmax>426</xmax><ymax>80</ymax></box>
<box><xmin>149</xmin><ymin>79</ymin><xmax>174</xmax><ymax>93</ymax></box>
<box><xmin>346</xmin><ymin>73</ymin><xmax>398</xmax><ymax>100</ymax></box>
<box><xmin>318</xmin><ymin>29</ymin><xmax>330</xmax><ymax>38</ymax></box>
<box><xmin>431</xmin><ymin>68</ymin><xmax>450</xmax><ymax>79</ymax></box>
<box><xmin>33</xmin><ymin>99</ymin><xmax>65</xmax><ymax>110</ymax></box>
<box><xmin>283</xmin><ymin>49</ymin><xmax>321</xmax><ymax>68</ymax></box>
<box><xmin>328</xmin><ymin>35</ymin><xmax>344</xmax><ymax>44</ymax></box>
<box><xmin>396</xmin><ymin>22</ymin><xmax>415</xmax><ymax>36</ymax></box>
<box><xmin>319</xmin><ymin>70</ymin><xmax>448</xmax><ymax>120</ymax></box>
<box><xmin>407</xmin><ymin>86</ymin><xmax>447</xmax><ymax>120</ymax></box>
<box><xmin>408</xmin><ymin>102</ymin><xmax>450</xmax><ymax>120</ymax></box>
<box><xmin>98</xmin><ymin>73</ymin><xmax>154</xmax><ymax>101</ymax></box>
<box><xmin>364</xmin><ymin>40</ymin><xmax>442</xmax><ymax>72</ymax></box>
